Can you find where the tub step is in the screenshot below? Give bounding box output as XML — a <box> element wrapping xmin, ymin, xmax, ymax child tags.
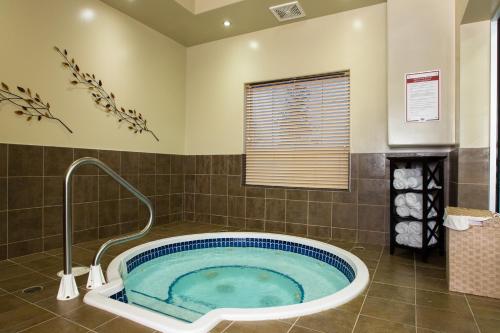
<box><xmin>129</xmin><ymin>290</ymin><xmax>202</xmax><ymax>323</ymax></box>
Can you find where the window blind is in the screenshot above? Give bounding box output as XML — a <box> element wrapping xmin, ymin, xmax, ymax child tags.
<box><xmin>244</xmin><ymin>71</ymin><xmax>350</xmax><ymax>190</ymax></box>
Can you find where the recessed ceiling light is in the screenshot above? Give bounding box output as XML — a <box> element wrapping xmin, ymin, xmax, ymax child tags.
<box><xmin>249</xmin><ymin>41</ymin><xmax>259</xmax><ymax>49</ymax></box>
<box><xmin>223</xmin><ymin>20</ymin><xmax>231</xmax><ymax>28</ymax></box>
<box><xmin>80</xmin><ymin>8</ymin><xmax>95</xmax><ymax>21</ymax></box>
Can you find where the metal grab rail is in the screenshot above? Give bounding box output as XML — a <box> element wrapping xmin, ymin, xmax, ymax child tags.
<box><xmin>57</xmin><ymin>157</ymin><xmax>154</xmax><ymax>300</ymax></box>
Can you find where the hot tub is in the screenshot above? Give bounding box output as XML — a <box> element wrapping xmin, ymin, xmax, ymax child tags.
<box><xmin>84</xmin><ymin>233</ymin><xmax>369</xmax><ymax>333</ymax></box>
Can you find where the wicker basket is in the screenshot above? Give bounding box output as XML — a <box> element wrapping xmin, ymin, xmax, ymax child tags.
<box><xmin>446</xmin><ymin>207</ymin><xmax>500</xmax><ymax>298</ymax></box>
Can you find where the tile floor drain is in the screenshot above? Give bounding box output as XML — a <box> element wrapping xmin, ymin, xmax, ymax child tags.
<box><xmin>22</xmin><ymin>286</ymin><xmax>44</xmax><ymax>294</ymax></box>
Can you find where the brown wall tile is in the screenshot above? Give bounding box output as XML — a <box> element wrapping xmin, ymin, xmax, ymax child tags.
<box><xmin>211</xmin><ymin>195</ymin><xmax>227</xmax><ymax>216</ymax></box>
<box><xmin>74</xmin><ymin>148</ymin><xmax>99</xmax><ymax>175</ymax></box>
<box><xmin>171</xmin><ymin>155</ymin><xmax>184</xmax><ymax>174</ymax></box>
<box><xmin>0</xmin><ymin>211</ymin><xmax>6</xmax><ymax>244</ymax></box>
<box><xmin>332</xmin><ymin>203</ymin><xmax>358</xmax><ymax>229</ymax></box>
<box><xmin>0</xmin><ymin>144</ymin><xmax>6</xmax><ymax>177</ymax></box>
<box><xmin>211</xmin><ymin>175</ymin><xmax>227</xmax><ymax>195</ymax></box>
<box><xmin>8</xmin><ymin>145</ymin><xmax>43</xmax><ymax>176</ymax></box>
<box><xmin>227</xmin><ymin>155</ymin><xmax>242</xmax><ymax>175</ymax></box>
<box><xmin>99</xmin><ymin>200</ymin><xmax>119</xmax><ymax>226</ymax></box>
<box><xmin>286</xmin><ymin>189</ymin><xmax>308</xmax><ymax>201</ymax></box>
<box><xmin>184</xmin><ymin>193</ymin><xmax>194</xmax><ymax>212</ymax></box>
<box><xmin>266</xmin><ymin>188</ymin><xmax>285</xmax><ymax>199</ymax></box>
<box><xmin>8</xmin><ymin>208</ymin><xmax>43</xmax><ymax>242</ymax></box>
<box><xmin>156</xmin><ymin>175</ymin><xmax>171</xmax><ymax>195</ymax></box>
<box><xmin>119</xmin><ymin>174</ymin><xmax>138</xmax><ymax>199</ymax></box>
<box><xmin>265</xmin><ymin>221</ymin><xmax>285</xmax><ymax>233</ymax></box>
<box><xmin>196</xmin><ymin>155</ymin><xmax>211</xmax><ymax>174</ymax></box>
<box><xmin>156</xmin><ymin>195</ymin><xmax>170</xmax><ymax>216</ymax></box>
<box><xmin>246</xmin><ymin>219</ymin><xmax>264</xmax><ymax>231</ymax></box>
<box><xmin>99</xmin><ymin>175</ymin><xmax>119</xmax><ymax>200</ymax></box>
<box><xmin>170</xmin><ymin>175</ymin><xmax>184</xmax><ymax>194</ymax></box>
<box><xmin>212</xmin><ymin>155</ymin><xmax>227</xmax><ymax>174</ymax></box>
<box><xmin>246</xmin><ymin>186</ymin><xmax>265</xmax><ymax>198</ymax></box>
<box><xmin>170</xmin><ymin>194</ymin><xmax>183</xmax><ymax>213</ymax></box>
<box><xmin>308</xmin><ymin>225</ymin><xmax>331</xmax><ymax>239</ymax></box>
<box><xmin>286</xmin><ymin>200</ymin><xmax>307</xmax><ymax>224</ymax></box>
<box><xmin>309</xmin><ymin>190</ymin><xmax>332</xmax><ymax>202</ymax></box>
<box><xmin>246</xmin><ymin>197</ymin><xmax>265</xmax><ymax>220</ymax></box>
<box><xmin>359</xmin><ymin>153</ymin><xmax>386</xmax><ymax>179</ymax></box>
<box><xmin>228</xmin><ymin>196</ymin><xmax>245</xmax><ymax>218</ymax></box>
<box><xmin>44</xmin><ymin>205</ymin><xmax>63</xmax><ymax>236</ymax></box>
<box><xmin>195</xmin><ymin>175</ymin><xmax>210</xmax><ymax>194</ymax></box>
<box><xmin>457</xmin><ymin>183</ymin><xmax>489</xmax><ymax>210</ymax></box>
<box><xmin>358</xmin><ymin>204</ymin><xmax>386</xmax><ymax>232</ymax></box>
<box><xmin>121</xmin><ymin>152</ymin><xmax>139</xmax><ymax>174</ymax></box>
<box><xmin>358</xmin><ymin>179</ymin><xmax>386</xmax><ymax>205</ymax></box>
<box><xmin>332</xmin><ymin>180</ymin><xmax>358</xmax><ymax>203</ymax></box>
<box><xmin>308</xmin><ymin>201</ymin><xmax>332</xmax><ymax>226</ymax></box>
<box><xmin>184</xmin><ymin>175</ymin><xmax>194</xmax><ymax>193</ymax></box>
<box><xmin>44</xmin><ymin>177</ymin><xmax>63</xmax><ymax>206</ymax></box>
<box><xmin>286</xmin><ymin>223</ymin><xmax>307</xmax><ymax>236</ymax></box>
<box><xmin>72</xmin><ymin>176</ymin><xmax>98</xmax><ymax>203</ymax></box>
<box><xmin>139</xmin><ymin>153</ymin><xmax>156</xmax><ymax>174</ymax></box>
<box><xmin>138</xmin><ymin>175</ymin><xmax>156</xmax><ymax>196</ymax></box>
<box><xmin>228</xmin><ymin>217</ymin><xmax>245</xmax><ymax>228</ymax></box>
<box><xmin>266</xmin><ymin>199</ymin><xmax>285</xmax><ymax>222</ymax></box>
<box><xmin>0</xmin><ymin>178</ymin><xmax>6</xmax><ymax>211</ymax></box>
<box><xmin>8</xmin><ymin>238</ymin><xmax>43</xmax><ymax>257</ymax></box>
<box><xmin>44</xmin><ymin>147</ymin><xmax>73</xmax><ymax>176</ymax></box>
<box><xmin>8</xmin><ymin>177</ymin><xmax>43</xmax><ymax>209</ymax></box>
<box><xmin>98</xmin><ymin>150</ymin><xmax>121</xmax><ymax>174</ymax></box>
<box><xmin>73</xmin><ymin>202</ymin><xmax>98</xmax><ymax>231</ymax></box>
<box><xmin>120</xmin><ymin>198</ymin><xmax>138</xmax><ymax>222</ymax></box>
<box><xmin>183</xmin><ymin>156</ymin><xmax>196</xmax><ymax>174</ymax></box>
<box><xmin>228</xmin><ymin>175</ymin><xmax>245</xmax><ymax>196</ymax></box>
<box><xmin>457</xmin><ymin>148</ymin><xmax>489</xmax><ymax>184</ymax></box>
<box><xmin>156</xmin><ymin>154</ymin><xmax>171</xmax><ymax>174</ymax></box>
<box><xmin>195</xmin><ymin>194</ymin><xmax>210</xmax><ymax>214</ymax></box>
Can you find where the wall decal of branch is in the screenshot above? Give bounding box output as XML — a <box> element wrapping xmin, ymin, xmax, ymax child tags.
<box><xmin>54</xmin><ymin>46</ymin><xmax>159</xmax><ymax>141</ymax></box>
<box><xmin>0</xmin><ymin>82</ymin><xmax>73</xmax><ymax>133</ymax></box>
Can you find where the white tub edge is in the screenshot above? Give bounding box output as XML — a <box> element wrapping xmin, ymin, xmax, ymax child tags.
<box><xmin>84</xmin><ymin>232</ymin><xmax>370</xmax><ymax>333</ymax></box>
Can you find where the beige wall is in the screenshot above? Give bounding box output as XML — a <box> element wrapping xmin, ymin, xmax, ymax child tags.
<box><xmin>387</xmin><ymin>0</ymin><xmax>459</xmax><ymax>147</ymax></box>
<box><xmin>185</xmin><ymin>4</ymin><xmax>388</xmax><ymax>154</ymax></box>
<box><xmin>459</xmin><ymin>21</ymin><xmax>491</xmax><ymax>148</ymax></box>
<box><xmin>0</xmin><ymin>0</ymin><xmax>186</xmax><ymax>154</ymax></box>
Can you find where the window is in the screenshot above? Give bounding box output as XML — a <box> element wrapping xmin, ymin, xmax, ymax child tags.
<box><xmin>244</xmin><ymin>71</ymin><xmax>350</xmax><ymax>190</ymax></box>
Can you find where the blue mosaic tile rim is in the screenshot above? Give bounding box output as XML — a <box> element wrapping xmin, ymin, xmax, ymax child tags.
<box><xmin>110</xmin><ymin>288</ymin><xmax>128</xmax><ymax>303</ymax></box>
<box><xmin>110</xmin><ymin>237</ymin><xmax>357</xmax><ymax>304</ymax></box>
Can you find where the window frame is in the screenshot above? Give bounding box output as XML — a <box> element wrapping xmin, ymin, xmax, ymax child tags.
<box><xmin>242</xmin><ymin>70</ymin><xmax>351</xmax><ymax>191</ymax></box>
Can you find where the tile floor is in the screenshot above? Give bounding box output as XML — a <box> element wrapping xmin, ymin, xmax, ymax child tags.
<box><xmin>0</xmin><ymin>222</ymin><xmax>499</xmax><ymax>333</ymax></box>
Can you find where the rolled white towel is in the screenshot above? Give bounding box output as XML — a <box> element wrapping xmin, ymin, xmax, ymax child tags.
<box><xmin>396</xmin><ymin>206</ymin><xmax>410</xmax><ymax>217</ymax></box>
<box><xmin>410</xmin><ymin>207</ymin><xmax>437</xmax><ymax>220</ymax></box>
<box><xmin>395</xmin><ymin>221</ymin><xmax>410</xmax><ymax>234</ymax></box>
<box><xmin>408</xmin><ymin>221</ymin><xmax>436</xmax><ymax>235</ymax></box>
<box><xmin>393</xmin><ymin>178</ymin><xmax>408</xmax><ymax>190</ymax></box>
<box><xmin>405</xmin><ymin>193</ymin><xmax>422</xmax><ymax>208</ymax></box>
<box><xmin>396</xmin><ymin>232</ymin><xmax>409</xmax><ymax>246</ymax></box>
<box><xmin>395</xmin><ymin>194</ymin><xmax>406</xmax><ymax>207</ymax></box>
<box><xmin>408</xmin><ymin>221</ymin><xmax>422</xmax><ymax>234</ymax></box>
<box><xmin>407</xmin><ymin>176</ymin><xmax>423</xmax><ymax>189</ymax></box>
<box><xmin>408</xmin><ymin>232</ymin><xmax>437</xmax><ymax>248</ymax></box>
<box><xmin>394</xmin><ymin>168</ymin><xmax>422</xmax><ymax>179</ymax></box>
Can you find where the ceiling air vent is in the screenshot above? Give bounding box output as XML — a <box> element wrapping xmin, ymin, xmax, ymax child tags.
<box><xmin>269</xmin><ymin>1</ymin><xmax>305</xmax><ymax>22</ymax></box>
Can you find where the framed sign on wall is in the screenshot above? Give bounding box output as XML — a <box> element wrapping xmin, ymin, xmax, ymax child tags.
<box><xmin>405</xmin><ymin>70</ymin><xmax>440</xmax><ymax>122</ymax></box>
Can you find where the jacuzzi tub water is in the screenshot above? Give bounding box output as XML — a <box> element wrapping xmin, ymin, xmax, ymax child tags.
<box><xmin>84</xmin><ymin>233</ymin><xmax>369</xmax><ymax>333</ymax></box>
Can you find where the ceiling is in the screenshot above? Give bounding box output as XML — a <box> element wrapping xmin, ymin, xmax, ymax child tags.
<box><xmin>462</xmin><ymin>0</ymin><xmax>500</xmax><ymax>23</ymax></box>
<box><xmin>100</xmin><ymin>0</ymin><xmax>386</xmax><ymax>46</ymax></box>
<box><xmin>100</xmin><ymin>0</ymin><xmax>499</xmax><ymax>47</ymax></box>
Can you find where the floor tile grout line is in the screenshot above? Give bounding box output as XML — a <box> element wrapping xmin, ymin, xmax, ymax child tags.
<box><xmin>465</xmin><ymin>294</ymin><xmax>482</xmax><ymax>333</ymax></box>
<box><xmin>220</xmin><ymin>320</ymin><xmax>234</xmax><ymax>333</ymax></box>
<box><xmin>285</xmin><ymin>316</ymin><xmax>301</xmax><ymax>333</ymax></box>
<box><xmin>90</xmin><ymin>314</ymin><xmax>120</xmax><ymax>331</ymax></box>
<box><xmin>350</xmin><ymin>241</ymin><xmax>384</xmax><ymax>332</ymax></box>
